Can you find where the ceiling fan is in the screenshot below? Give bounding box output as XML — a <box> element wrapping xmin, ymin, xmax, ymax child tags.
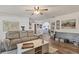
<box><xmin>25</xmin><ymin>6</ymin><xmax>48</xmax><ymax>15</ymax></box>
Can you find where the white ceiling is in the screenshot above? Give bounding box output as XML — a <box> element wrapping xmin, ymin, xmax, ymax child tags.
<box><xmin>0</xmin><ymin>5</ymin><xmax>79</xmax><ymax>20</ymax></box>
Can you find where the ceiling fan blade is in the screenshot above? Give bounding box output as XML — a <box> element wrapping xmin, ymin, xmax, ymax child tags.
<box><xmin>40</xmin><ymin>9</ymin><xmax>48</xmax><ymax>11</ymax></box>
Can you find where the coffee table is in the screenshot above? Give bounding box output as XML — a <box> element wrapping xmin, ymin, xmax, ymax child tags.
<box><xmin>17</xmin><ymin>39</ymin><xmax>49</xmax><ymax>54</ymax></box>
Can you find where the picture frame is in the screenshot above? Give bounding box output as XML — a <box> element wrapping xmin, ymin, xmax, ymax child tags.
<box><xmin>3</xmin><ymin>21</ymin><xmax>19</xmax><ymax>31</ymax></box>
<box><xmin>61</xmin><ymin>19</ymin><xmax>76</xmax><ymax>29</ymax></box>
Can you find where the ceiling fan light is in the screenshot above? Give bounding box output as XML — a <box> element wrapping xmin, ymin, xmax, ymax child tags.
<box><xmin>34</xmin><ymin>11</ymin><xmax>40</xmax><ymax>14</ymax></box>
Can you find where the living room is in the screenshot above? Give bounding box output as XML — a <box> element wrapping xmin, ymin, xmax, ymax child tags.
<box><xmin>0</xmin><ymin>5</ymin><xmax>79</xmax><ymax>54</ymax></box>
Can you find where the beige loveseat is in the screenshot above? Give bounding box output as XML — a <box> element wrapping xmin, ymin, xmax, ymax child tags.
<box><xmin>0</xmin><ymin>30</ymin><xmax>39</xmax><ymax>53</ymax></box>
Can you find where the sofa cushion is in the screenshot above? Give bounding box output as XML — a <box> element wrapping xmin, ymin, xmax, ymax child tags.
<box><xmin>30</xmin><ymin>36</ymin><xmax>38</xmax><ymax>40</ymax></box>
<box><xmin>10</xmin><ymin>39</ymin><xmax>20</xmax><ymax>45</ymax></box>
<box><xmin>29</xmin><ymin>37</ymin><xmax>35</xmax><ymax>40</ymax></box>
<box><xmin>20</xmin><ymin>31</ymin><xmax>27</xmax><ymax>38</ymax></box>
<box><xmin>27</xmin><ymin>31</ymin><xmax>34</xmax><ymax>37</ymax></box>
<box><xmin>21</xmin><ymin>37</ymin><xmax>30</xmax><ymax>42</ymax></box>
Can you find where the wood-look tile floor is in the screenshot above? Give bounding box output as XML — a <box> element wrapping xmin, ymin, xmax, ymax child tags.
<box><xmin>49</xmin><ymin>39</ymin><xmax>79</xmax><ymax>54</ymax></box>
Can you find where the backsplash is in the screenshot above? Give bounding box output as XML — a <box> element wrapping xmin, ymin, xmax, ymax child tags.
<box><xmin>55</xmin><ymin>32</ymin><xmax>79</xmax><ymax>42</ymax></box>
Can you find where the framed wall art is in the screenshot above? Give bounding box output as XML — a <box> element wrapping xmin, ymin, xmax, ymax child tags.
<box><xmin>3</xmin><ymin>21</ymin><xmax>19</xmax><ymax>31</ymax></box>
<box><xmin>61</xmin><ymin>19</ymin><xmax>76</xmax><ymax>29</ymax></box>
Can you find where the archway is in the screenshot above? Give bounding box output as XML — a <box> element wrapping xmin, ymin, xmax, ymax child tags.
<box><xmin>42</xmin><ymin>22</ymin><xmax>50</xmax><ymax>41</ymax></box>
<box><xmin>42</xmin><ymin>22</ymin><xmax>50</xmax><ymax>34</ymax></box>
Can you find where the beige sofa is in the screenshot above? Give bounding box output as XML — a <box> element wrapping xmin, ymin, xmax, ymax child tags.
<box><xmin>0</xmin><ymin>30</ymin><xmax>39</xmax><ymax>53</ymax></box>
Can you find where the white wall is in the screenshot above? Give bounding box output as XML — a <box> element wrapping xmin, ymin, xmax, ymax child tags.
<box><xmin>0</xmin><ymin>15</ymin><xmax>29</xmax><ymax>40</ymax></box>
<box><xmin>50</xmin><ymin>12</ymin><xmax>79</xmax><ymax>33</ymax></box>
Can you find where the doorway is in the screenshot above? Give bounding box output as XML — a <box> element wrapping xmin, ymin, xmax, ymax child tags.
<box><xmin>34</xmin><ymin>24</ymin><xmax>37</xmax><ymax>34</ymax></box>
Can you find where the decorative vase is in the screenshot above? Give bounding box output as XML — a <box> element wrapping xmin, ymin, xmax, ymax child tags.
<box><xmin>21</xmin><ymin>26</ymin><xmax>25</xmax><ymax>31</ymax></box>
